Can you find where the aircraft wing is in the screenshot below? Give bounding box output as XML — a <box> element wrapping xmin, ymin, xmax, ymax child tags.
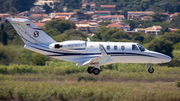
<box><xmin>77</xmin><ymin>45</ymin><xmax>111</xmax><ymax>67</ymax></box>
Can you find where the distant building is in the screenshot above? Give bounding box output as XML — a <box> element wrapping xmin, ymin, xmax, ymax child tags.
<box><xmin>169</xmin><ymin>28</ymin><xmax>179</xmax><ymax>32</ymax></box>
<box><xmin>34</xmin><ymin>23</ymin><xmax>46</xmax><ymax>28</ymax></box>
<box><xmin>107</xmin><ymin>22</ymin><xmax>130</xmax><ymax>31</ymax></box>
<box><xmin>70</xmin><ymin>11</ymin><xmax>92</xmax><ymax>21</ymax></box>
<box><xmin>95</xmin><ymin>11</ymin><xmax>111</xmax><ymax>16</ymax></box>
<box><xmin>50</xmin><ymin>12</ymin><xmax>75</xmax><ymax>18</ymax></box>
<box><xmin>101</xmin><ymin>5</ymin><xmax>116</xmax><ymax>11</ymax></box>
<box><xmin>170</xmin><ymin>12</ymin><xmax>180</xmax><ymax>20</ymax></box>
<box><xmin>141</xmin><ymin>16</ymin><xmax>153</xmax><ymax>21</ymax></box>
<box><xmin>30</xmin><ymin>6</ymin><xmax>46</xmax><ymax>14</ymax></box>
<box><xmin>82</xmin><ymin>3</ymin><xmax>96</xmax><ymax>12</ymax></box>
<box><xmin>30</xmin><ymin>14</ymin><xmax>49</xmax><ymax>22</ymax></box>
<box><xmin>97</xmin><ymin>15</ymin><xmax>125</xmax><ymax>21</ymax></box>
<box><xmin>133</xmin><ymin>28</ymin><xmax>146</xmax><ymax>33</ymax></box>
<box><xmin>51</xmin><ymin>16</ymin><xmax>68</xmax><ymax>20</ymax></box>
<box><xmin>34</xmin><ymin>0</ymin><xmax>60</xmax><ymax>6</ymax></box>
<box><xmin>133</xmin><ymin>26</ymin><xmax>162</xmax><ymax>35</ymax></box>
<box><xmin>50</xmin><ymin>12</ymin><xmax>92</xmax><ymax>21</ymax></box>
<box><xmin>0</xmin><ymin>13</ymin><xmax>10</xmax><ymax>23</ymax></box>
<box><xmin>128</xmin><ymin>11</ymin><xmax>155</xmax><ymax>20</ymax></box>
<box><xmin>76</xmin><ymin>21</ymin><xmax>99</xmax><ymax>35</ymax></box>
<box><xmin>81</xmin><ymin>0</ymin><xmax>97</xmax><ymax>3</ymax></box>
<box><xmin>17</xmin><ymin>7</ymin><xmax>47</xmax><ymax>22</ymax></box>
<box><xmin>18</xmin><ymin>11</ymin><xmax>32</xmax><ymax>18</ymax></box>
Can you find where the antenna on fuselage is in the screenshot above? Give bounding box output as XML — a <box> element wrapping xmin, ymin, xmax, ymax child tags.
<box><xmin>87</xmin><ymin>37</ymin><xmax>91</xmax><ymax>42</ymax></box>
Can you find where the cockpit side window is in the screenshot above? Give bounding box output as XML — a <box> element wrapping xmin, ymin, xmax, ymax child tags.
<box><xmin>132</xmin><ymin>45</ymin><xmax>139</xmax><ymax>51</ymax></box>
<box><xmin>137</xmin><ymin>44</ymin><xmax>145</xmax><ymax>51</ymax></box>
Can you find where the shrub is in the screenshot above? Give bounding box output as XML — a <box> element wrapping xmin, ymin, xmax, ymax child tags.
<box><xmin>31</xmin><ymin>53</ymin><xmax>47</xmax><ymax>66</ymax></box>
<box><xmin>174</xmin><ymin>42</ymin><xmax>180</xmax><ymax>50</ymax></box>
<box><xmin>175</xmin><ymin>80</ymin><xmax>180</xmax><ymax>87</ymax></box>
<box><xmin>0</xmin><ymin>45</ymin><xmax>15</xmax><ymax>65</ymax></box>
<box><xmin>78</xmin><ymin>76</ymin><xmax>97</xmax><ymax>82</ymax></box>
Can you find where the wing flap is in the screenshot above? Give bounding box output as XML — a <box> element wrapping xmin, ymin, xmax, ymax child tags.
<box><xmin>77</xmin><ymin>45</ymin><xmax>111</xmax><ymax>67</ymax></box>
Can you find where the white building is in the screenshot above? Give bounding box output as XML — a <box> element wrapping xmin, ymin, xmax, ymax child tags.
<box><xmin>34</xmin><ymin>0</ymin><xmax>60</xmax><ymax>6</ymax></box>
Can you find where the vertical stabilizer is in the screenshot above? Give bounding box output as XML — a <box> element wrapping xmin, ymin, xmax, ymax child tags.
<box><xmin>8</xmin><ymin>18</ymin><xmax>56</xmax><ymax>44</ymax></box>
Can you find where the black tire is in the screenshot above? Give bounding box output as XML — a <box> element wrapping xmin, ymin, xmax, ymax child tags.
<box><xmin>87</xmin><ymin>67</ymin><xmax>93</xmax><ymax>74</ymax></box>
<box><xmin>148</xmin><ymin>68</ymin><xmax>154</xmax><ymax>73</ymax></box>
<box><xmin>93</xmin><ymin>68</ymin><xmax>100</xmax><ymax>75</ymax></box>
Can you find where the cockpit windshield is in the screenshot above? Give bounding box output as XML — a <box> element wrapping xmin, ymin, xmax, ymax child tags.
<box><xmin>137</xmin><ymin>44</ymin><xmax>145</xmax><ymax>51</ymax></box>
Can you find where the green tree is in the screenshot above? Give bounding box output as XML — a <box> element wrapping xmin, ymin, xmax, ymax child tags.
<box><xmin>110</xmin><ymin>30</ymin><xmax>130</xmax><ymax>41</ymax></box>
<box><xmin>151</xmin><ymin>13</ymin><xmax>165</xmax><ymax>22</ymax></box>
<box><xmin>124</xmin><ymin>20</ymin><xmax>137</xmax><ymax>30</ymax></box>
<box><xmin>11</xmin><ymin>0</ymin><xmax>36</xmax><ymax>12</ymax></box>
<box><xmin>2</xmin><ymin>32</ymin><xmax>8</xmax><ymax>45</ymax></box>
<box><xmin>141</xmin><ymin>0</ymin><xmax>150</xmax><ymax>11</ymax></box>
<box><xmin>0</xmin><ymin>24</ymin><xmax>8</xmax><ymax>45</ymax></box>
<box><xmin>92</xmin><ymin>26</ymin><xmax>110</xmax><ymax>41</ymax></box>
<box><xmin>159</xmin><ymin>26</ymin><xmax>170</xmax><ymax>35</ymax></box>
<box><xmin>170</xmin><ymin>14</ymin><xmax>180</xmax><ymax>29</ymax></box>
<box><xmin>143</xmin><ymin>35</ymin><xmax>155</xmax><ymax>44</ymax></box>
<box><xmin>52</xmin><ymin>34</ymin><xmax>69</xmax><ymax>42</ymax></box>
<box><xmin>45</xmin><ymin>28</ymin><xmax>61</xmax><ymax>37</ymax></box>
<box><xmin>3</xmin><ymin>2</ymin><xmax>11</xmax><ymax>12</ymax></box>
<box><xmin>131</xmin><ymin>32</ymin><xmax>145</xmax><ymax>42</ymax></box>
<box><xmin>63</xmin><ymin>29</ymin><xmax>87</xmax><ymax>38</ymax></box>
<box><xmin>43</xmin><ymin>3</ymin><xmax>53</xmax><ymax>14</ymax></box>
<box><xmin>147</xmin><ymin>37</ymin><xmax>173</xmax><ymax>57</ymax></box>
<box><xmin>45</xmin><ymin>19</ymin><xmax>76</xmax><ymax>34</ymax></box>
<box><xmin>31</xmin><ymin>53</ymin><xmax>47</xmax><ymax>66</ymax></box>
<box><xmin>162</xmin><ymin>31</ymin><xmax>180</xmax><ymax>44</ymax></box>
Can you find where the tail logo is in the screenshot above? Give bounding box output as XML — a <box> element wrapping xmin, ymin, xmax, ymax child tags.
<box><xmin>34</xmin><ymin>31</ymin><xmax>39</xmax><ymax>38</ymax></box>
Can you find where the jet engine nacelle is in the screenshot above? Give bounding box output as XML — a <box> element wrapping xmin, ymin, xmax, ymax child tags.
<box><xmin>49</xmin><ymin>40</ymin><xmax>87</xmax><ymax>50</ymax></box>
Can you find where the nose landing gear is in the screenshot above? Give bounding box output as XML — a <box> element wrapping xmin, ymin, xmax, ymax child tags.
<box><xmin>148</xmin><ymin>64</ymin><xmax>154</xmax><ymax>73</ymax></box>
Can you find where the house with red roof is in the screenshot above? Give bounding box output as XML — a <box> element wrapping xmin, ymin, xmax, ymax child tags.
<box><xmin>107</xmin><ymin>22</ymin><xmax>130</xmax><ymax>31</ymax></box>
<box><xmin>141</xmin><ymin>16</ymin><xmax>153</xmax><ymax>21</ymax></box>
<box><xmin>95</xmin><ymin>11</ymin><xmax>111</xmax><ymax>16</ymax></box>
<box><xmin>34</xmin><ymin>23</ymin><xmax>46</xmax><ymax>28</ymax></box>
<box><xmin>170</xmin><ymin>12</ymin><xmax>180</xmax><ymax>20</ymax></box>
<box><xmin>97</xmin><ymin>15</ymin><xmax>125</xmax><ymax>21</ymax></box>
<box><xmin>169</xmin><ymin>28</ymin><xmax>179</xmax><ymax>32</ymax></box>
<box><xmin>0</xmin><ymin>13</ymin><xmax>10</xmax><ymax>23</ymax></box>
<box><xmin>133</xmin><ymin>26</ymin><xmax>162</xmax><ymax>35</ymax></box>
<box><xmin>82</xmin><ymin>3</ymin><xmax>96</xmax><ymax>12</ymax></box>
<box><xmin>76</xmin><ymin>21</ymin><xmax>99</xmax><ymax>35</ymax></box>
<box><xmin>101</xmin><ymin>5</ymin><xmax>116</xmax><ymax>11</ymax></box>
<box><xmin>30</xmin><ymin>14</ymin><xmax>49</xmax><ymax>22</ymax></box>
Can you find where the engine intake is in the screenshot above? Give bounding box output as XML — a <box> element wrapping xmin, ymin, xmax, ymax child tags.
<box><xmin>55</xmin><ymin>44</ymin><xmax>62</xmax><ymax>49</ymax></box>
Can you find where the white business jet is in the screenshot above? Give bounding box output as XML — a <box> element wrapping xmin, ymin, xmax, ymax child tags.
<box><xmin>8</xmin><ymin>18</ymin><xmax>171</xmax><ymax>75</ymax></box>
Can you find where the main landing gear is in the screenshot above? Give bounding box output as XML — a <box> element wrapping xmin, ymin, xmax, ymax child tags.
<box><xmin>148</xmin><ymin>64</ymin><xmax>154</xmax><ymax>73</ymax></box>
<box><xmin>87</xmin><ymin>67</ymin><xmax>100</xmax><ymax>75</ymax></box>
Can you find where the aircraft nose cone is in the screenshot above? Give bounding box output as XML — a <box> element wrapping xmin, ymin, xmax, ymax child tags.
<box><xmin>162</xmin><ymin>55</ymin><xmax>171</xmax><ymax>63</ymax></box>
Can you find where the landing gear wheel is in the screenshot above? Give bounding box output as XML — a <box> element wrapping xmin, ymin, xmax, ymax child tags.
<box><xmin>93</xmin><ymin>68</ymin><xmax>100</xmax><ymax>75</ymax></box>
<box><xmin>148</xmin><ymin>67</ymin><xmax>154</xmax><ymax>73</ymax></box>
<box><xmin>87</xmin><ymin>67</ymin><xmax>94</xmax><ymax>74</ymax></box>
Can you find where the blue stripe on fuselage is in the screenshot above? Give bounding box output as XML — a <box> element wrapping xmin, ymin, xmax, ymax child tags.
<box><xmin>29</xmin><ymin>45</ymin><xmax>159</xmax><ymax>58</ymax></box>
